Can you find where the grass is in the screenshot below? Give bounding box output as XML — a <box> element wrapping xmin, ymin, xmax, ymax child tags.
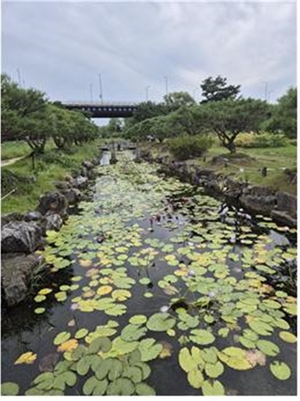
<box><xmin>141</xmin><ymin>139</ymin><xmax>297</xmax><ymax>195</ymax></box>
<box><xmin>1</xmin><ymin>140</ymin><xmax>58</xmax><ymax>161</ymax></box>
<box><xmin>1</xmin><ymin>139</ymin><xmax>104</xmax><ymax>214</ymax></box>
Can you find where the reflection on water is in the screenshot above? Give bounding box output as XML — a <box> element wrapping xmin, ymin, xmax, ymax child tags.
<box><xmin>100</xmin><ymin>151</ymin><xmax>111</xmax><ymax>166</ymax></box>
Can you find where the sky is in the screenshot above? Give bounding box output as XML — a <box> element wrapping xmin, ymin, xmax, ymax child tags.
<box><xmin>1</xmin><ymin>0</ymin><xmax>297</xmax><ymax>106</ymax></box>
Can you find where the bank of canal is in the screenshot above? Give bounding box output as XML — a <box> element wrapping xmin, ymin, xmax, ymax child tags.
<box><xmin>1</xmin><ymin>153</ymin><xmax>297</xmax><ymax>396</ymax></box>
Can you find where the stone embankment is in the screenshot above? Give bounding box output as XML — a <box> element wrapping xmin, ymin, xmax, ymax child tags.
<box><xmin>144</xmin><ymin>154</ymin><xmax>297</xmax><ymax>229</ymax></box>
<box><xmin>1</xmin><ymin>157</ymin><xmax>100</xmax><ymax>307</ymax></box>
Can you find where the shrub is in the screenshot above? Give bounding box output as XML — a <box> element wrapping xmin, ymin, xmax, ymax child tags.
<box><xmin>235</xmin><ymin>132</ymin><xmax>288</xmax><ymax>148</ymax></box>
<box><xmin>168</xmin><ymin>135</ymin><xmax>213</xmax><ymax>161</ymax></box>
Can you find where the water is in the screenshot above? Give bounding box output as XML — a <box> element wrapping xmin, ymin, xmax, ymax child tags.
<box><xmin>1</xmin><ymin>153</ymin><xmax>297</xmax><ymax>396</ymax></box>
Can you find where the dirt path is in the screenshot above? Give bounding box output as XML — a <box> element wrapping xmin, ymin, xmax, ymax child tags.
<box><xmin>1</xmin><ymin>155</ymin><xmax>27</xmax><ymax>167</ymax></box>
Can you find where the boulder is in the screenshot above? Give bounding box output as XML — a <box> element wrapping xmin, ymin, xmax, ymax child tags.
<box><xmin>73</xmin><ymin>175</ymin><xmax>88</xmax><ymax>189</ymax></box>
<box><xmin>82</xmin><ymin>160</ymin><xmax>94</xmax><ymax>170</ymax></box>
<box><xmin>24</xmin><ymin>211</ymin><xmax>43</xmax><ymax>222</ymax></box>
<box><xmin>91</xmin><ymin>157</ymin><xmax>100</xmax><ymax>166</ymax></box>
<box><xmin>240</xmin><ymin>194</ymin><xmax>276</xmax><ymax>215</ymax></box>
<box><xmin>2</xmin><ymin>221</ymin><xmax>43</xmax><ymax>254</ymax></box>
<box><xmin>275</xmin><ymin>191</ymin><xmax>297</xmax><ymax>218</ymax></box>
<box><xmin>271</xmin><ymin>210</ymin><xmax>297</xmax><ymax>228</ymax></box>
<box><xmin>44</xmin><ymin>212</ymin><xmax>63</xmax><ymax>232</ymax></box>
<box><xmin>1</xmin><ymin>212</ymin><xmax>24</xmax><ymax>227</ymax></box>
<box><xmin>55</xmin><ymin>181</ymin><xmax>72</xmax><ymax>191</ymax></box>
<box><xmin>60</xmin><ymin>188</ymin><xmax>82</xmax><ymax>205</ymax></box>
<box><xmin>1</xmin><ymin>253</ymin><xmax>45</xmax><ymax>306</ymax></box>
<box><xmin>37</xmin><ymin>191</ymin><xmax>68</xmax><ymax>217</ymax></box>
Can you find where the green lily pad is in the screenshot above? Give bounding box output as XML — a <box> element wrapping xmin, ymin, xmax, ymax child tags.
<box><xmin>278</xmin><ymin>331</ymin><xmax>297</xmax><ymax>343</ymax></box>
<box><xmin>83</xmin><ymin>376</ymin><xmax>108</xmax><ymax>395</ymax></box>
<box><xmin>121</xmin><ymin>324</ymin><xmax>147</xmax><ymax>342</ymax></box>
<box><xmin>187</xmin><ymin>369</ymin><xmax>204</xmax><ymax>389</ymax></box>
<box><xmin>34</xmin><ymin>307</ymin><xmax>46</xmax><ymax>315</ymax></box>
<box><xmin>218</xmin><ymin>347</ymin><xmax>252</xmax><ymax>370</ymax></box>
<box><xmin>178</xmin><ymin>347</ymin><xmax>198</xmax><ymax>373</ymax></box>
<box><xmin>202</xmin><ymin>379</ymin><xmax>225</xmax><ymax>395</ymax></box>
<box><xmin>106</xmin><ymin>377</ymin><xmax>135</xmax><ymax>395</ymax></box>
<box><xmin>270</xmin><ymin>361</ymin><xmax>291</xmax><ymax>380</ymax></box>
<box><xmin>129</xmin><ymin>315</ymin><xmax>147</xmax><ymax>325</ymax></box>
<box><xmin>256</xmin><ymin>340</ymin><xmax>280</xmax><ymax>356</ymax></box>
<box><xmin>135</xmin><ymin>383</ymin><xmax>156</xmax><ymax>395</ymax></box>
<box><xmin>205</xmin><ymin>361</ymin><xmax>224</xmax><ymax>378</ymax></box>
<box><xmin>147</xmin><ymin>313</ymin><xmax>176</xmax><ymax>332</ymax></box>
<box><xmin>248</xmin><ymin>320</ymin><xmax>273</xmax><ymax>336</ymax></box>
<box><xmin>75</xmin><ymin>328</ymin><xmax>89</xmax><ymax>339</ymax></box>
<box><xmin>189</xmin><ymin>329</ymin><xmax>215</xmax><ymax>345</ymax></box>
<box><xmin>54</xmin><ymin>331</ymin><xmax>71</xmax><ymax>345</ymax></box>
<box><xmin>139</xmin><ymin>278</ymin><xmax>151</xmax><ymax>285</ymax></box>
<box><xmin>1</xmin><ymin>382</ymin><xmax>20</xmax><ymax>396</ymax></box>
<box><xmin>138</xmin><ymin>338</ymin><xmax>163</xmax><ymax>362</ymax></box>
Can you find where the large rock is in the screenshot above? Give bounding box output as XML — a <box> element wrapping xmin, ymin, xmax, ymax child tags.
<box><xmin>60</xmin><ymin>188</ymin><xmax>82</xmax><ymax>205</ymax></box>
<box><xmin>44</xmin><ymin>212</ymin><xmax>63</xmax><ymax>232</ymax></box>
<box><xmin>24</xmin><ymin>211</ymin><xmax>42</xmax><ymax>222</ymax></box>
<box><xmin>275</xmin><ymin>191</ymin><xmax>297</xmax><ymax>218</ymax></box>
<box><xmin>271</xmin><ymin>210</ymin><xmax>297</xmax><ymax>228</ymax></box>
<box><xmin>2</xmin><ymin>221</ymin><xmax>43</xmax><ymax>254</ymax></box>
<box><xmin>1</xmin><ymin>253</ymin><xmax>45</xmax><ymax>306</ymax></box>
<box><xmin>37</xmin><ymin>191</ymin><xmax>68</xmax><ymax>217</ymax></box>
<box><xmin>1</xmin><ymin>212</ymin><xmax>24</xmax><ymax>227</ymax></box>
<box><xmin>82</xmin><ymin>160</ymin><xmax>94</xmax><ymax>170</ymax></box>
<box><xmin>73</xmin><ymin>175</ymin><xmax>88</xmax><ymax>189</ymax></box>
<box><xmin>240</xmin><ymin>185</ymin><xmax>276</xmax><ymax>215</ymax></box>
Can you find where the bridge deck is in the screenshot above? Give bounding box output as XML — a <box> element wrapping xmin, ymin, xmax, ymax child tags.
<box><xmin>62</xmin><ymin>102</ymin><xmax>138</xmax><ymax>118</ymax></box>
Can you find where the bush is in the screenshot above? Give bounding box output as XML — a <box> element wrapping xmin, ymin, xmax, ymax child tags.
<box><xmin>235</xmin><ymin>132</ymin><xmax>288</xmax><ymax>148</ymax></box>
<box><xmin>168</xmin><ymin>135</ymin><xmax>213</xmax><ymax>161</ymax></box>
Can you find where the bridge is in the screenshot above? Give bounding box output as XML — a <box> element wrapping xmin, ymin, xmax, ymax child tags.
<box><xmin>62</xmin><ymin>102</ymin><xmax>139</xmax><ymax>118</ymax></box>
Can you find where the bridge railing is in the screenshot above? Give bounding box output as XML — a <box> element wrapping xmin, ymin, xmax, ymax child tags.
<box><xmin>62</xmin><ymin>101</ymin><xmax>139</xmax><ymax>107</ymax></box>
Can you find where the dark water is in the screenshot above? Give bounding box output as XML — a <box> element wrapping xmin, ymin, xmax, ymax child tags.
<box><xmin>1</xmin><ymin>153</ymin><xmax>297</xmax><ymax>396</ymax></box>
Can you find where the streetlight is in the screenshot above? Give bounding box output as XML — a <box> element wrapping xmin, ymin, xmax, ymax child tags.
<box><xmin>164</xmin><ymin>76</ymin><xmax>168</xmax><ymax>96</ymax></box>
<box><xmin>145</xmin><ymin>85</ymin><xmax>150</xmax><ymax>101</ymax></box>
<box><xmin>263</xmin><ymin>81</ymin><xmax>268</xmax><ymax>101</ymax></box>
<box><xmin>90</xmin><ymin>84</ymin><xmax>93</xmax><ymax>102</ymax></box>
<box><xmin>98</xmin><ymin>73</ymin><xmax>103</xmax><ymax>104</ymax></box>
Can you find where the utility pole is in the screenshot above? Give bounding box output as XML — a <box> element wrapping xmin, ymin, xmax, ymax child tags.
<box><xmin>145</xmin><ymin>85</ymin><xmax>150</xmax><ymax>101</ymax></box>
<box><xmin>263</xmin><ymin>81</ymin><xmax>268</xmax><ymax>101</ymax></box>
<box><xmin>98</xmin><ymin>73</ymin><xmax>103</xmax><ymax>104</ymax></box>
<box><xmin>90</xmin><ymin>84</ymin><xmax>93</xmax><ymax>102</ymax></box>
<box><xmin>17</xmin><ymin>69</ymin><xmax>22</xmax><ymax>87</ymax></box>
<box><xmin>164</xmin><ymin>76</ymin><xmax>168</xmax><ymax>96</ymax></box>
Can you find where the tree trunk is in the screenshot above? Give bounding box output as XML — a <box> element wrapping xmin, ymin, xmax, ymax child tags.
<box><xmin>226</xmin><ymin>139</ymin><xmax>236</xmax><ymax>153</ymax></box>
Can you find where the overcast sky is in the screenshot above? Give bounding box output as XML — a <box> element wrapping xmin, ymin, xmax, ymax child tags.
<box><xmin>2</xmin><ymin>0</ymin><xmax>297</xmax><ymax>105</ymax></box>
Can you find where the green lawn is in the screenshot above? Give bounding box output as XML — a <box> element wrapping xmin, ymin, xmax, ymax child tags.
<box><xmin>1</xmin><ymin>139</ymin><xmax>104</xmax><ymax>214</ymax></box>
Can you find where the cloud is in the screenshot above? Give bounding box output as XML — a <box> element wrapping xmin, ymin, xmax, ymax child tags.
<box><xmin>2</xmin><ymin>1</ymin><xmax>296</xmax><ymax>104</ymax></box>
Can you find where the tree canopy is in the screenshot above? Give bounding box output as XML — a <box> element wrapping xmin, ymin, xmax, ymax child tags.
<box><xmin>163</xmin><ymin>91</ymin><xmax>195</xmax><ymax>112</ymax></box>
<box><xmin>200</xmin><ymin>75</ymin><xmax>241</xmax><ymax>103</ymax></box>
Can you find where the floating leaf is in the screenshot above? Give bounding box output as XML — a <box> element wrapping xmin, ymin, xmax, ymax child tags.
<box><xmin>97</xmin><ymin>286</ymin><xmax>113</xmax><ymax>296</ymax></box>
<box><xmin>111</xmin><ymin>289</ymin><xmax>131</xmax><ymax>301</ymax></box>
<box><xmin>189</xmin><ymin>329</ymin><xmax>215</xmax><ymax>346</ymax></box>
<box><xmin>34</xmin><ymin>295</ymin><xmax>46</xmax><ymax>303</ymax></box>
<box><xmin>79</xmin><ymin>259</ymin><xmax>92</xmax><ymax>268</ymax></box>
<box><xmin>75</xmin><ymin>329</ymin><xmax>89</xmax><ymax>339</ymax></box>
<box><xmin>106</xmin><ymin>377</ymin><xmax>135</xmax><ymax>395</ymax></box>
<box><xmin>34</xmin><ymin>307</ymin><xmax>45</xmax><ymax>315</ymax></box>
<box><xmin>147</xmin><ymin>313</ymin><xmax>176</xmax><ymax>332</ymax></box>
<box><xmin>278</xmin><ymin>331</ymin><xmax>297</xmax><ymax>343</ymax></box>
<box><xmin>57</xmin><ymin>339</ymin><xmax>78</xmax><ymax>353</ymax></box>
<box><xmin>54</xmin><ymin>331</ymin><xmax>71</xmax><ymax>345</ymax></box>
<box><xmin>218</xmin><ymin>347</ymin><xmax>252</xmax><ymax>370</ymax></box>
<box><xmin>256</xmin><ymin>340</ymin><xmax>280</xmax><ymax>357</ymax></box>
<box><xmin>158</xmin><ymin>341</ymin><xmax>173</xmax><ymax>359</ymax></box>
<box><xmin>138</xmin><ymin>338</ymin><xmax>163</xmax><ymax>362</ymax></box>
<box><xmin>135</xmin><ymin>383</ymin><xmax>156</xmax><ymax>395</ymax></box>
<box><xmin>83</xmin><ymin>376</ymin><xmax>108</xmax><ymax>396</ymax></box>
<box><xmin>121</xmin><ymin>324</ymin><xmax>147</xmax><ymax>342</ymax></box>
<box><xmin>129</xmin><ymin>315</ymin><xmax>147</xmax><ymax>325</ymax></box>
<box><xmin>105</xmin><ymin>304</ymin><xmax>127</xmax><ymax>316</ymax></box>
<box><xmin>88</xmin><ymin>337</ymin><xmax>112</xmax><ymax>354</ymax></box>
<box><xmin>187</xmin><ymin>369</ymin><xmax>204</xmax><ymax>389</ymax></box>
<box><xmin>205</xmin><ymin>361</ymin><xmax>224</xmax><ymax>378</ymax></box>
<box><xmin>123</xmin><ymin>366</ymin><xmax>143</xmax><ymax>383</ymax></box>
<box><xmin>38</xmin><ymin>288</ymin><xmax>52</xmax><ymax>295</ymax></box>
<box><xmin>14</xmin><ymin>351</ymin><xmax>37</xmax><ymax>365</ymax></box>
<box><xmin>270</xmin><ymin>361</ymin><xmax>291</xmax><ymax>381</ymax></box>
<box><xmin>202</xmin><ymin>379</ymin><xmax>225</xmax><ymax>395</ymax></box>
<box><xmin>139</xmin><ymin>278</ymin><xmax>151</xmax><ymax>285</ymax></box>
<box><xmin>144</xmin><ymin>292</ymin><xmax>154</xmax><ymax>298</ymax></box>
<box><xmin>178</xmin><ymin>348</ymin><xmax>198</xmax><ymax>373</ymax></box>
<box><xmin>1</xmin><ymin>382</ymin><xmax>19</xmax><ymax>395</ymax></box>
<box><xmin>248</xmin><ymin>320</ymin><xmax>273</xmax><ymax>336</ymax></box>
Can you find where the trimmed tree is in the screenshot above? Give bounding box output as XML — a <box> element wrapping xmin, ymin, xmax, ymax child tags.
<box><xmin>199</xmin><ymin>99</ymin><xmax>270</xmax><ymax>153</ymax></box>
<box><xmin>200</xmin><ymin>75</ymin><xmax>241</xmax><ymax>103</ymax></box>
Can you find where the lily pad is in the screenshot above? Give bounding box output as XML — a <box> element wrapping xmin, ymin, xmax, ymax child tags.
<box><xmin>1</xmin><ymin>382</ymin><xmax>19</xmax><ymax>395</ymax></box>
<box><xmin>138</xmin><ymin>338</ymin><xmax>163</xmax><ymax>362</ymax></box>
<box><xmin>202</xmin><ymin>379</ymin><xmax>225</xmax><ymax>395</ymax></box>
<box><xmin>256</xmin><ymin>340</ymin><xmax>280</xmax><ymax>357</ymax></box>
<box><xmin>129</xmin><ymin>315</ymin><xmax>148</xmax><ymax>325</ymax></box>
<box><xmin>54</xmin><ymin>332</ymin><xmax>71</xmax><ymax>345</ymax></box>
<box><xmin>278</xmin><ymin>331</ymin><xmax>297</xmax><ymax>343</ymax></box>
<box><xmin>147</xmin><ymin>313</ymin><xmax>176</xmax><ymax>332</ymax></box>
<box><xmin>218</xmin><ymin>347</ymin><xmax>252</xmax><ymax>370</ymax></box>
<box><xmin>135</xmin><ymin>383</ymin><xmax>156</xmax><ymax>395</ymax></box>
<box><xmin>270</xmin><ymin>361</ymin><xmax>291</xmax><ymax>381</ymax></box>
<box><xmin>75</xmin><ymin>328</ymin><xmax>89</xmax><ymax>339</ymax></box>
<box><xmin>187</xmin><ymin>369</ymin><xmax>204</xmax><ymax>389</ymax></box>
<box><xmin>189</xmin><ymin>329</ymin><xmax>215</xmax><ymax>346</ymax></box>
<box><xmin>121</xmin><ymin>324</ymin><xmax>147</xmax><ymax>342</ymax></box>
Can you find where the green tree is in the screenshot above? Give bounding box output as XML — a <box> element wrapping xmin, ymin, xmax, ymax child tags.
<box><xmin>198</xmin><ymin>99</ymin><xmax>269</xmax><ymax>153</ymax></box>
<box><xmin>200</xmin><ymin>75</ymin><xmax>241</xmax><ymax>103</ymax></box>
<box><xmin>264</xmin><ymin>87</ymin><xmax>297</xmax><ymax>138</ymax></box>
<box><xmin>164</xmin><ymin>91</ymin><xmax>195</xmax><ymax>111</ymax></box>
<box><xmin>130</xmin><ymin>101</ymin><xmax>168</xmax><ymax>124</ymax></box>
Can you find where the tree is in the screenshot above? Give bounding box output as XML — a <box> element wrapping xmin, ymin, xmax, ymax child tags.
<box><xmin>264</xmin><ymin>87</ymin><xmax>297</xmax><ymax>138</ymax></box>
<box><xmin>130</xmin><ymin>101</ymin><xmax>168</xmax><ymax>124</ymax></box>
<box><xmin>200</xmin><ymin>75</ymin><xmax>241</xmax><ymax>103</ymax></box>
<box><xmin>163</xmin><ymin>91</ymin><xmax>195</xmax><ymax>111</ymax></box>
<box><xmin>198</xmin><ymin>99</ymin><xmax>269</xmax><ymax>153</ymax></box>
<box><xmin>1</xmin><ymin>74</ymin><xmax>47</xmax><ymax>143</ymax></box>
